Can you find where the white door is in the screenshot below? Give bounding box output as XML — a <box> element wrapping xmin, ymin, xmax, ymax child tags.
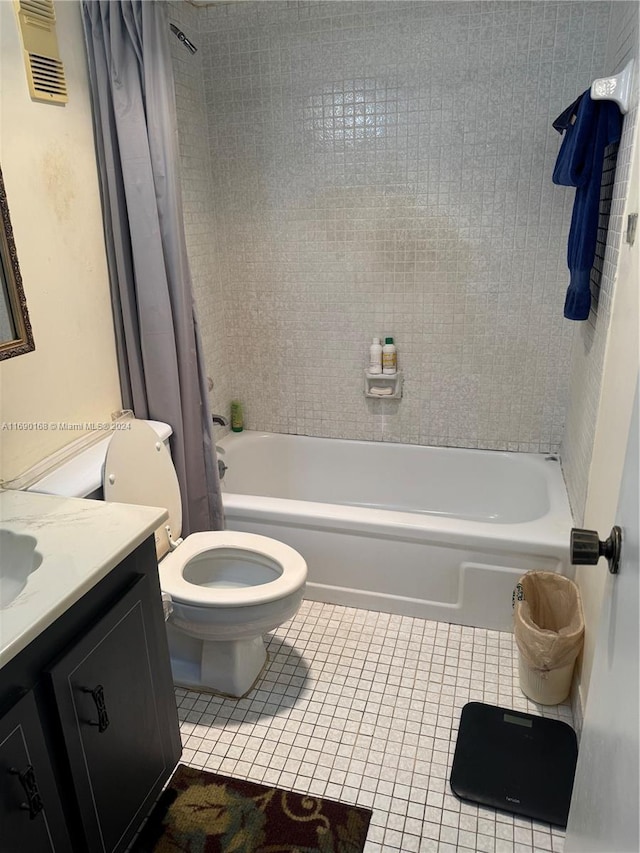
<box><xmin>564</xmin><ymin>383</ymin><xmax>639</xmax><ymax>852</ymax></box>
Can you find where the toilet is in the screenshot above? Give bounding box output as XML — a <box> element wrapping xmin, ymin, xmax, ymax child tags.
<box><xmin>33</xmin><ymin>419</ymin><xmax>307</xmax><ymax>697</ymax></box>
<box><xmin>158</xmin><ymin>531</ymin><xmax>306</xmax><ymax>696</ymax></box>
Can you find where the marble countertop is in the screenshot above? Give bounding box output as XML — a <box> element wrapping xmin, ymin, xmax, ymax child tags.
<box><xmin>0</xmin><ymin>489</ymin><xmax>167</xmax><ymax>668</ymax></box>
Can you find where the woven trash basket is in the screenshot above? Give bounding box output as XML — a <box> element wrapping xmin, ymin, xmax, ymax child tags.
<box><xmin>513</xmin><ymin>571</ymin><xmax>584</xmax><ymax>705</ymax></box>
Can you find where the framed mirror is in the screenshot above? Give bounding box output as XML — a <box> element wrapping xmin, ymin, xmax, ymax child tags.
<box><xmin>0</xmin><ymin>165</ymin><xmax>35</xmax><ymax>360</ymax></box>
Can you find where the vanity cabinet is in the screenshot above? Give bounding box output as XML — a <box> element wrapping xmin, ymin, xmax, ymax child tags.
<box><xmin>0</xmin><ymin>536</ymin><xmax>181</xmax><ymax>853</ymax></box>
<box><xmin>0</xmin><ymin>691</ymin><xmax>71</xmax><ymax>852</ymax></box>
<box><xmin>48</xmin><ymin>575</ymin><xmax>171</xmax><ymax>853</ymax></box>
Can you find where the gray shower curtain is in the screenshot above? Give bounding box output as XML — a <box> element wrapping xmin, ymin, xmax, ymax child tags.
<box><xmin>81</xmin><ymin>0</ymin><xmax>223</xmax><ymax>534</ymax></box>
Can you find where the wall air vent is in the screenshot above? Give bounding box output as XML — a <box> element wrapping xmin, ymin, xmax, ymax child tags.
<box><xmin>14</xmin><ymin>0</ymin><xmax>68</xmax><ymax>104</ymax></box>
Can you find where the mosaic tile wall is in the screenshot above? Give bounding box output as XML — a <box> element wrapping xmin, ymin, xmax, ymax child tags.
<box><xmin>561</xmin><ymin>0</ymin><xmax>639</xmax><ymax>522</ymax></box>
<box><xmin>168</xmin><ymin>0</ymin><xmax>230</xmax><ymax>426</ymax></box>
<box><xmin>173</xmin><ymin>1</ymin><xmax>612</xmax><ymax>452</ymax></box>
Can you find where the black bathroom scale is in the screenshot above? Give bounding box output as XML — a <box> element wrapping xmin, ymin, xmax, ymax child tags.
<box><xmin>450</xmin><ymin>702</ymin><xmax>578</xmax><ymax>827</ymax></box>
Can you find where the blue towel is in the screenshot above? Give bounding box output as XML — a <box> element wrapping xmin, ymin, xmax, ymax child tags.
<box><xmin>552</xmin><ymin>91</ymin><xmax>622</xmax><ymax>320</ymax></box>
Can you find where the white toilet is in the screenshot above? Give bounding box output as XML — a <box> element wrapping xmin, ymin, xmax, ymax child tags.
<box><xmin>65</xmin><ymin>419</ymin><xmax>306</xmax><ymax>697</ymax></box>
<box><xmin>158</xmin><ymin>531</ymin><xmax>306</xmax><ymax>696</ymax></box>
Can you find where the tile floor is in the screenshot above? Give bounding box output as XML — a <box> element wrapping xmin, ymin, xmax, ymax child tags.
<box><xmin>177</xmin><ymin>600</ymin><xmax>573</xmax><ymax>853</ymax></box>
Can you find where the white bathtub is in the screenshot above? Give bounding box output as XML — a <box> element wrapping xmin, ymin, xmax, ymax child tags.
<box><xmin>218</xmin><ymin>431</ymin><xmax>573</xmax><ymax>631</ymax></box>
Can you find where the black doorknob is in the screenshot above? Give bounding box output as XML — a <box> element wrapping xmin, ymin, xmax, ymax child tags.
<box><xmin>570</xmin><ymin>526</ymin><xmax>622</xmax><ymax>574</ymax></box>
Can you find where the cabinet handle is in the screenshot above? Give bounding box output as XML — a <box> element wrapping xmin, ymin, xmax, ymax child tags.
<box><xmin>9</xmin><ymin>765</ymin><xmax>45</xmax><ymax>819</ymax></box>
<box><xmin>83</xmin><ymin>684</ymin><xmax>110</xmax><ymax>733</ymax></box>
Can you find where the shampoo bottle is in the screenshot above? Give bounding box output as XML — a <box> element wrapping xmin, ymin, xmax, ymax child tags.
<box><xmin>382</xmin><ymin>337</ymin><xmax>397</xmax><ymax>374</ymax></box>
<box><xmin>230</xmin><ymin>400</ymin><xmax>244</xmax><ymax>432</ymax></box>
<box><xmin>369</xmin><ymin>337</ymin><xmax>383</xmax><ymax>374</ymax></box>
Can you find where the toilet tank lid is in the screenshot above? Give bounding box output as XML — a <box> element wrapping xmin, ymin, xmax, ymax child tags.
<box><xmin>26</xmin><ymin>420</ymin><xmax>173</xmax><ymax>499</ymax></box>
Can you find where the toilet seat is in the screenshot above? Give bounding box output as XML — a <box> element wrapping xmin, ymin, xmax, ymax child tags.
<box><xmin>159</xmin><ymin>531</ymin><xmax>307</xmax><ymax>608</ymax></box>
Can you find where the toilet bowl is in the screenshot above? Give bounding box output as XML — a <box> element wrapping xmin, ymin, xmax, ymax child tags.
<box><xmin>100</xmin><ymin>420</ymin><xmax>307</xmax><ymax>697</ymax></box>
<box><xmin>159</xmin><ymin>531</ymin><xmax>305</xmax><ymax>695</ymax></box>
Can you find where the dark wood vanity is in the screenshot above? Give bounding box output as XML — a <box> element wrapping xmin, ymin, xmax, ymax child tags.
<box><xmin>0</xmin><ymin>535</ymin><xmax>181</xmax><ymax>853</ymax></box>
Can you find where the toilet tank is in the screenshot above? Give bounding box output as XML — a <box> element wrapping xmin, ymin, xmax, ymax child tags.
<box><xmin>26</xmin><ymin>420</ymin><xmax>173</xmax><ymax>500</ymax></box>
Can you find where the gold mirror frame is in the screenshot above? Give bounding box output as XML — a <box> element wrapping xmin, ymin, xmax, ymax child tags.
<box><xmin>0</xmin><ymin>165</ymin><xmax>35</xmax><ymax>361</ymax></box>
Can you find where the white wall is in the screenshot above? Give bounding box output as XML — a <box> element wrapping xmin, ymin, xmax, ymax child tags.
<box><xmin>562</xmin><ymin>1</ymin><xmax>639</xmax><ymax>524</ymax></box>
<box><xmin>0</xmin><ymin>0</ymin><xmax>122</xmax><ymax>482</ymax></box>
<box><xmin>577</xmin><ymin>121</ymin><xmax>639</xmax><ymax>706</ymax></box>
<box><xmin>560</xmin><ymin>1</ymin><xmax>639</xmax><ymax>708</ymax></box>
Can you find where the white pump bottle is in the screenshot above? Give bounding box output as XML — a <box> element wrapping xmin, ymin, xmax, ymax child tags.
<box><xmin>369</xmin><ymin>338</ymin><xmax>383</xmax><ymax>374</ymax></box>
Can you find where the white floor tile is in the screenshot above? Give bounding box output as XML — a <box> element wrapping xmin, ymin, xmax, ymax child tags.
<box><xmin>175</xmin><ymin>600</ymin><xmax>572</xmax><ymax>853</ymax></box>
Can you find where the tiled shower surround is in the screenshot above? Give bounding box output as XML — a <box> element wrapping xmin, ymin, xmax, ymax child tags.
<box><xmin>560</xmin><ymin>0</ymin><xmax>639</xmax><ymax>521</ymax></box>
<box><xmin>170</xmin><ymin>0</ymin><xmax>612</xmax><ymax>453</ymax></box>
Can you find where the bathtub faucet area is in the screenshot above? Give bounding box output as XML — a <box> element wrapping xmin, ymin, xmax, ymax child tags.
<box><xmin>211</xmin><ymin>414</ymin><xmax>228</xmax><ymax>426</ymax></box>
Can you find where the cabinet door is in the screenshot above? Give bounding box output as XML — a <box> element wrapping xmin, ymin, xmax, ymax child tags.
<box><xmin>0</xmin><ymin>690</ymin><xmax>71</xmax><ymax>853</ymax></box>
<box><xmin>47</xmin><ymin>575</ymin><xmax>172</xmax><ymax>853</ymax></box>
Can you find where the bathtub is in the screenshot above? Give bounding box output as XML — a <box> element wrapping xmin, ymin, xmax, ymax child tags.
<box><xmin>218</xmin><ymin>431</ymin><xmax>573</xmax><ymax>632</ymax></box>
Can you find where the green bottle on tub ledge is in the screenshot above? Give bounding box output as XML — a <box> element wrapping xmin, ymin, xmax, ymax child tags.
<box><xmin>230</xmin><ymin>400</ymin><xmax>244</xmax><ymax>432</ymax></box>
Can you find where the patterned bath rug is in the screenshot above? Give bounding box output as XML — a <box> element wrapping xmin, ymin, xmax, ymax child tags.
<box><xmin>132</xmin><ymin>764</ymin><xmax>372</xmax><ymax>853</ymax></box>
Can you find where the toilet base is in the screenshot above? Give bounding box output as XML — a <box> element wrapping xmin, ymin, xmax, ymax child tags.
<box><xmin>171</xmin><ymin>652</ymin><xmax>270</xmax><ymax>699</ymax></box>
<box><xmin>166</xmin><ymin>623</ymin><xmax>269</xmax><ymax>698</ymax></box>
